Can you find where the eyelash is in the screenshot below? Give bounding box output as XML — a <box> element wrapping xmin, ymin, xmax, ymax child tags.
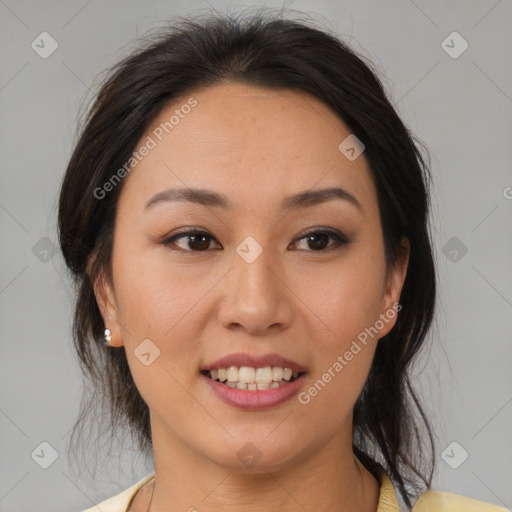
<box><xmin>160</xmin><ymin>227</ymin><xmax>348</xmax><ymax>254</ymax></box>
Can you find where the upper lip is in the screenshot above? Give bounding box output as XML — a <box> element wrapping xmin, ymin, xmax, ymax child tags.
<box><xmin>202</xmin><ymin>352</ymin><xmax>307</xmax><ymax>373</ymax></box>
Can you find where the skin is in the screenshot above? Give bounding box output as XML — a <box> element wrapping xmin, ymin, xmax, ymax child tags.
<box><xmin>92</xmin><ymin>82</ymin><xmax>409</xmax><ymax>512</ymax></box>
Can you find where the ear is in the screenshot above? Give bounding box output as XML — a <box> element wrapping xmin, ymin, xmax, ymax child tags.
<box><xmin>377</xmin><ymin>237</ymin><xmax>410</xmax><ymax>339</ymax></box>
<box><xmin>89</xmin><ymin>260</ymin><xmax>125</xmax><ymax>348</ymax></box>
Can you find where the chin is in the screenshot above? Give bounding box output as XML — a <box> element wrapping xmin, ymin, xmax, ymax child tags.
<box><xmin>197</xmin><ymin>434</ymin><xmax>299</xmax><ymax>472</ymax></box>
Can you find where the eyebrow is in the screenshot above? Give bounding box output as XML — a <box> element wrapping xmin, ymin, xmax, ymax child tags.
<box><xmin>144</xmin><ymin>186</ymin><xmax>362</xmax><ymax>212</ymax></box>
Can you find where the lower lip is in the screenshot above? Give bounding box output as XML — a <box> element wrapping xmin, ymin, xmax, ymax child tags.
<box><xmin>200</xmin><ymin>373</ymin><xmax>307</xmax><ymax>410</ymax></box>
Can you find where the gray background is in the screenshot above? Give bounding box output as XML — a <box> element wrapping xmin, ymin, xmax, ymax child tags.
<box><xmin>1</xmin><ymin>0</ymin><xmax>511</xmax><ymax>511</ymax></box>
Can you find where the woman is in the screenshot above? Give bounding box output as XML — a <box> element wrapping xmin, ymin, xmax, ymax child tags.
<box><xmin>58</xmin><ymin>10</ymin><xmax>507</xmax><ymax>512</ymax></box>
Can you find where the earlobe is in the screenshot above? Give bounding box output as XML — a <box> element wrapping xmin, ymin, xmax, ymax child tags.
<box><xmin>91</xmin><ymin>268</ymin><xmax>125</xmax><ymax>348</ymax></box>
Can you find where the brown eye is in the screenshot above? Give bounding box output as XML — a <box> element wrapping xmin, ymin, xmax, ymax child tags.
<box><xmin>162</xmin><ymin>230</ymin><xmax>221</xmax><ymax>252</ymax></box>
<box><xmin>291</xmin><ymin>229</ymin><xmax>348</xmax><ymax>252</ymax></box>
<box><xmin>162</xmin><ymin>227</ymin><xmax>348</xmax><ymax>253</ymax></box>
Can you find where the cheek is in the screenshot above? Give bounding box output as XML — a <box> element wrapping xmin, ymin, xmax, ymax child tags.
<box><xmin>293</xmin><ymin>251</ymin><xmax>385</xmax><ymax>412</ymax></box>
<box><xmin>302</xmin><ymin>254</ymin><xmax>385</xmax><ymax>344</ymax></box>
<box><xmin>295</xmin><ymin>262</ymin><xmax>383</xmax><ymax>420</ymax></box>
<box><xmin>112</xmin><ymin>242</ymin><xmax>202</xmax><ymax>337</ymax></box>
<box><xmin>111</xmin><ymin>246</ymin><xmax>206</xmax><ymax>410</ymax></box>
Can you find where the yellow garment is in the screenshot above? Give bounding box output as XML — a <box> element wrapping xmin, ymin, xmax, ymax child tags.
<box><xmin>80</xmin><ymin>470</ymin><xmax>510</xmax><ymax>511</ymax></box>
<box><xmin>377</xmin><ymin>470</ymin><xmax>509</xmax><ymax>512</ymax></box>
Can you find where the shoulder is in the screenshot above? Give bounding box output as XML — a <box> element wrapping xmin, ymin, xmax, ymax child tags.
<box><xmin>79</xmin><ymin>473</ymin><xmax>155</xmax><ymax>512</ymax></box>
<box><xmin>412</xmin><ymin>490</ymin><xmax>510</xmax><ymax>512</ymax></box>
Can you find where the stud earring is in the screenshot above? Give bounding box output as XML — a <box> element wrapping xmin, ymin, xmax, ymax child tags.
<box><xmin>104</xmin><ymin>328</ymin><xmax>112</xmax><ymax>343</ymax></box>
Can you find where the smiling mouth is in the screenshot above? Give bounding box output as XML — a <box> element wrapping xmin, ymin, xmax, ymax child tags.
<box><xmin>200</xmin><ymin>367</ymin><xmax>306</xmax><ymax>390</ymax></box>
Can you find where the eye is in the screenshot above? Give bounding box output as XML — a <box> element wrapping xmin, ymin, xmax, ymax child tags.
<box><xmin>290</xmin><ymin>228</ymin><xmax>348</xmax><ymax>252</ymax></box>
<box><xmin>161</xmin><ymin>229</ymin><xmax>221</xmax><ymax>252</ymax></box>
<box><xmin>161</xmin><ymin>227</ymin><xmax>348</xmax><ymax>253</ymax></box>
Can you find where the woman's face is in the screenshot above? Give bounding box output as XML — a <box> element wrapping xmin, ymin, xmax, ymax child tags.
<box><xmin>95</xmin><ymin>82</ymin><xmax>408</xmax><ymax>473</ymax></box>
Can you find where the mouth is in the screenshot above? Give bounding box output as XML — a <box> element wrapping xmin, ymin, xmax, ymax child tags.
<box><xmin>200</xmin><ymin>365</ymin><xmax>308</xmax><ymax>410</ymax></box>
<box><xmin>200</xmin><ymin>367</ymin><xmax>307</xmax><ymax>391</ymax></box>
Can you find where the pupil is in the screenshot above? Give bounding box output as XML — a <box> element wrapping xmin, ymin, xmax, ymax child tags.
<box><xmin>190</xmin><ymin>234</ymin><xmax>209</xmax><ymax>250</ymax></box>
<box><xmin>308</xmin><ymin>234</ymin><xmax>328</xmax><ymax>250</ymax></box>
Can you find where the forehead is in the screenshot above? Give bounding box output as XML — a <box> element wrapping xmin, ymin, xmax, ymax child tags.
<box><xmin>119</xmin><ymin>81</ymin><xmax>377</xmax><ymax>215</ymax></box>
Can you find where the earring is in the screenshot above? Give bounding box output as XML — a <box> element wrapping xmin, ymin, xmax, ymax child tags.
<box><xmin>104</xmin><ymin>328</ymin><xmax>112</xmax><ymax>343</ymax></box>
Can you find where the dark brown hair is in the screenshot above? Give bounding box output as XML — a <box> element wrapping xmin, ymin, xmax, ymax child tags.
<box><xmin>58</xmin><ymin>9</ymin><xmax>437</xmax><ymax>508</ymax></box>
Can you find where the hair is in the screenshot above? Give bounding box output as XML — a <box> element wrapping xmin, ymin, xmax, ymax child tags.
<box><xmin>58</xmin><ymin>8</ymin><xmax>437</xmax><ymax>508</ymax></box>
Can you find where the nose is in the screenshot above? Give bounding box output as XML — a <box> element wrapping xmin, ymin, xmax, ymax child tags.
<box><xmin>217</xmin><ymin>243</ymin><xmax>294</xmax><ymax>336</ymax></box>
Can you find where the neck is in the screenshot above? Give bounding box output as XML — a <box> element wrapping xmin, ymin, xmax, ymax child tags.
<box><xmin>140</xmin><ymin>420</ymin><xmax>380</xmax><ymax>512</ymax></box>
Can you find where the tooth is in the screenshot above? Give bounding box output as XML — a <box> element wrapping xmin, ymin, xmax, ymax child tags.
<box><xmin>272</xmin><ymin>367</ymin><xmax>283</xmax><ymax>381</ymax></box>
<box><xmin>255</xmin><ymin>366</ymin><xmax>273</xmax><ymax>384</ymax></box>
<box><xmin>269</xmin><ymin>382</ymin><xmax>280</xmax><ymax>389</ymax></box>
<box><xmin>213</xmin><ymin>366</ymin><xmax>300</xmax><ymax>387</ymax></box>
<box><xmin>283</xmin><ymin>368</ymin><xmax>293</xmax><ymax>381</ymax></box>
<box><xmin>238</xmin><ymin>367</ymin><xmax>256</xmax><ymax>383</ymax></box>
<box><xmin>227</xmin><ymin>366</ymin><xmax>238</xmax><ymax>382</ymax></box>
